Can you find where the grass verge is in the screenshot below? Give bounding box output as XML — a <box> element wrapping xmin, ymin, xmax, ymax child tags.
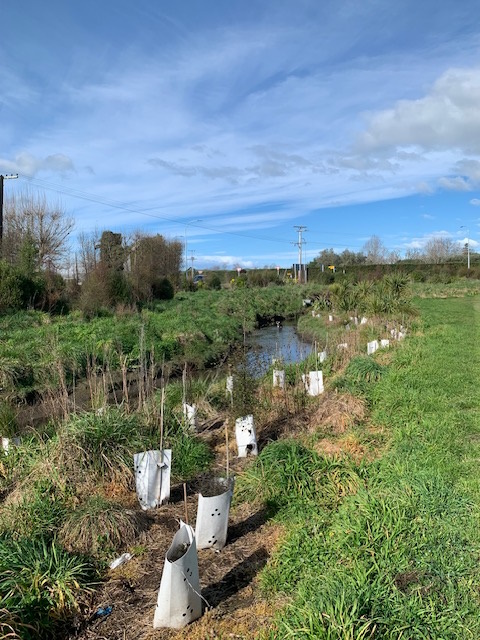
<box><xmin>258</xmin><ymin>296</ymin><xmax>480</xmax><ymax>639</ymax></box>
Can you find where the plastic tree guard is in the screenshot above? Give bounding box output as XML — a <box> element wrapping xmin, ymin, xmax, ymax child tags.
<box><xmin>153</xmin><ymin>521</ymin><xmax>202</xmax><ymax>629</ymax></box>
<box><xmin>134</xmin><ymin>449</ymin><xmax>172</xmax><ymax>510</ymax></box>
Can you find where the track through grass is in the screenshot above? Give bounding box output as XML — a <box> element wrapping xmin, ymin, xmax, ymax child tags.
<box><xmin>261</xmin><ymin>296</ymin><xmax>480</xmax><ymax>639</ymax></box>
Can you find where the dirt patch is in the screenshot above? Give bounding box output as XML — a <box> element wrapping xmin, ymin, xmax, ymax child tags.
<box><xmin>72</xmin><ymin>493</ymin><xmax>282</xmax><ymax>640</ymax></box>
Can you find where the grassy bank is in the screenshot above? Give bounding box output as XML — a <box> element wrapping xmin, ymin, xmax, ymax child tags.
<box><xmin>252</xmin><ymin>296</ymin><xmax>480</xmax><ymax>638</ymax></box>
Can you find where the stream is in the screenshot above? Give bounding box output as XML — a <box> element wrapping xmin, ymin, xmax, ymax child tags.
<box><xmin>245</xmin><ymin>323</ymin><xmax>313</xmax><ymax>377</ymax></box>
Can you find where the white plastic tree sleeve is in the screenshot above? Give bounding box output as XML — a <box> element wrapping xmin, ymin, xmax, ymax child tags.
<box><xmin>235</xmin><ymin>415</ymin><xmax>258</xmax><ymax>458</ymax></box>
<box><xmin>272</xmin><ymin>369</ymin><xmax>285</xmax><ymax>389</ymax></box>
<box><xmin>1</xmin><ymin>437</ymin><xmax>9</xmax><ymax>454</ymax></box>
<box><xmin>302</xmin><ymin>371</ymin><xmax>324</xmax><ymax>396</ymax></box>
<box><xmin>226</xmin><ymin>375</ymin><xmax>234</xmax><ymax>395</ymax></box>
<box><xmin>153</xmin><ymin>521</ymin><xmax>202</xmax><ymax>629</ymax></box>
<box><xmin>195</xmin><ymin>477</ymin><xmax>234</xmax><ymax>550</ymax></box>
<box><xmin>134</xmin><ymin>449</ymin><xmax>172</xmax><ymax>510</ymax></box>
<box><xmin>367</xmin><ymin>340</ymin><xmax>379</xmax><ymax>355</ymax></box>
<box><xmin>183</xmin><ymin>403</ymin><xmax>197</xmax><ymax>431</ymax></box>
<box><xmin>319</xmin><ymin>350</ymin><xmax>327</xmax><ymax>363</ymax></box>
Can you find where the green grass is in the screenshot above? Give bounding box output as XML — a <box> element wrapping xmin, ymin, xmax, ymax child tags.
<box><xmin>260</xmin><ymin>296</ymin><xmax>480</xmax><ymax>639</ymax></box>
<box><xmin>0</xmin><ymin>536</ymin><xmax>96</xmax><ymax>639</ymax></box>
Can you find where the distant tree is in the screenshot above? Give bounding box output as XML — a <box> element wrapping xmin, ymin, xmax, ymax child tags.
<box><xmin>313</xmin><ymin>248</ymin><xmax>341</xmax><ymax>267</ymax></box>
<box><xmin>77</xmin><ymin>230</ymin><xmax>100</xmax><ymax>279</ymax></box>
<box><xmin>338</xmin><ymin>249</ymin><xmax>367</xmax><ymax>266</ymax></box>
<box><xmin>422</xmin><ymin>236</ymin><xmax>460</xmax><ymax>263</ymax></box>
<box><xmin>99</xmin><ymin>231</ymin><xmax>124</xmax><ymax>271</ymax></box>
<box><xmin>362</xmin><ymin>235</ymin><xmax>388</xmax><ymax>264</ymax></box>
<box><xmin>128</xmin><ymin>233</ymin><xmax>182</xmax><ymax>302</ymax></box>
<box><xmin>3</xmin><ymin>189</ymin><xmax>74</xmax><ymax>270</ymax></box>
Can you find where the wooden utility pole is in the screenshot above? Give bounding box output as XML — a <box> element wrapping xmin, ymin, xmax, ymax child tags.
<box><xmin>0</xmin><ymin>174</ymin><xmax>18</xmax><ymax>252</ymax></box>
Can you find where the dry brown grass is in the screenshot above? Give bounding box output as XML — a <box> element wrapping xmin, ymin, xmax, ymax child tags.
<box><xmin>310</xmin><ymin>391</ymin><xmax>366</xmax><ymax>435</ymax></box>
<box><xmin>59</xmin><ymin>496</ymin><xmax>150</xmax><ymax>558</ymax></box>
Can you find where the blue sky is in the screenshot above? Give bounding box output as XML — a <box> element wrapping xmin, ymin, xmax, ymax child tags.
<box><xmin>2</xmin><ymin>0</ymin><xmax>480</xmax><ymax>269</ymax></box>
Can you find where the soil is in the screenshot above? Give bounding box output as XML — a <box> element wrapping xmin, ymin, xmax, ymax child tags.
<box><xmin>69</xmin><ymin>420</ymin><xmax>286</xmax><ymax>640</ymax></box>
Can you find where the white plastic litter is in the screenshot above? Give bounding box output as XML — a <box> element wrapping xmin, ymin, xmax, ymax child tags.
<box><xmin>367</xmin><ymin>340</ymin><xmax>379</xmax><ymax>355</ymax></box>
<box><xmin>328</xmin><ymin>314</ymin><xmax>333</xmax><ymax>322</ymax></box>
<box><xmin>273</xmin><ymin>369</ymin><xmax>285</xmax><ymax>389</ymax></box>
<box><xmin>109</xmin><ymin>552</ymin><xmax>132</xmax><ymax>570</ymax></box>
<box><xmin>380</xmin><ymin>339</ymin><xmax>390</xmax><ymax>348</ymax></box>
<box><xmin>196</xmin><ymin>477</ymin><xmax>234</xmax><ymax>550</ymax></box>
<box><xmin>153</xmin><ymin>521</ymin><xmax>202</xmax><ymax>629</ymax></box>
<box><xmin>183</xmin><ymin>403</ymin><xmax>197</xmax><ymax>431</ymax></box>
<box><xmin>1</xmin><ymin>437</ymin><xmax>9</xmax><ymax>454</ymax></box>
<box><xmin>360</xmin><ymin>317</ymin><xmax>368</xmax><ymax>324</ymax></box>
<box><xmin>235</xmin><ymin>415</ymin><xmax>258</xmax><ymax>457</ymax></box>
<box><xmin>134</xmin><ymin>449</ymin><xmax>172</xmax><ymax>510</ymax></box>
<box><xmin>337</xmin><ymin>343</ymin><xmax>348</xmax><ymax>350</ymax></box>
<box><xmin>302</xmin><ymin>371</ymin><xmax>324</xmax><ymax>396</ymax></box>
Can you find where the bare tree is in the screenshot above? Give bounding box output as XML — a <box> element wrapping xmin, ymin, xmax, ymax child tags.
<box><xmin>422</xmin><ymin>236</ymin><xmax>460</xmax><ymax>263</ymax></box>
<box><xmin>362</xmin><ymin>235</ymin><xmax>388</xmax><ymax>264</ymax></box>
<box><xmin>4</xmin><ymin>188</ymin><xmax>74</xmax><ymax>271</ymax></box>
<box><xmin>77</xmin><ymin>229</ymin><xmax>100</xmax><ymax>279</ymax></box>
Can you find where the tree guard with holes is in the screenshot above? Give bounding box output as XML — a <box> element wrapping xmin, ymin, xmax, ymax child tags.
<box><xmin>195</xmin><ymin>477</ymin><xmax>234</xmax><ymax>550</ymax></box>
<box><xmin>134</xmin><ymin>449</ymin><xmax>172</xmax><ymax>510</ymax></box>
<box><xmin>273</xmin><ymin>369</ymin><xmax>285</xmax><ymax>389</ymax></box>
<box><xmin>235</xmin><ymin>415</ymin><xmax>258</xmax><ymax>457</ymax></box>
<box><xmin>302</xmin><ymin>371</ymin><xmax>324</xmax><ymax>396</ymax></box>
<box><xmin>153</xmin><ymin>521</ymin><xmax>202</xmax><ymax>629</ymax></box>
<box><xmin>183</xmin><ymin>403</ymin><xmax>197</xmax><ymax>431</ymax></box>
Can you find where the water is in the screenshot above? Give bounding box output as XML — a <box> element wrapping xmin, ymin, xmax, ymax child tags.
<box><xmin>245</xmin><ymin>324</ymin><xmax>313</xmax><ymax>377</ymax></box>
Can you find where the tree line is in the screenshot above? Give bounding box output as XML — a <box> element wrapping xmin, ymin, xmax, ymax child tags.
<box><xmin>0</xmin><ymin>190</ymin><xmax>182</xmax><ymax>314</ymax></box>
<box><xmin>311</xmin><ymin>234</ymin><xmax>476</xmax><ymax>267</ymax></box>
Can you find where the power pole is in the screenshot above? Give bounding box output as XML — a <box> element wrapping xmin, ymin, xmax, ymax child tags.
<box><xmin>0</xmin><ymin>174</ymin><xmax>18</xmax><ymax>249</ymax></box>
<box><xmin>293</xmin><ymin>225</ymin><xmax>307</xmax><ymax>283</ymax></box>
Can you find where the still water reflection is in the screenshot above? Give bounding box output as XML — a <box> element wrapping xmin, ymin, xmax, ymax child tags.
<box><xmin>245</xmin><ymin>324</ymin><xmax>313</xmax><ymax>377</ymax></box>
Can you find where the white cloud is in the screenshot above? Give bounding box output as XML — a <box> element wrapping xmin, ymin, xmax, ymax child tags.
<box><xmin>470</xmin><ymin>198</ymin><xmax>480</xmax><ymax>205</ymax></box>
<box><xmin>357</xmin><ymin>68</ymin><xmax>480</xmax><ymax>155</ymax></box>
<box><xmin>438</xmin><ymin>176</ymin><xmax>472</xmax><ymax>191</ymax></box>
<box><xmin>422</xmin><ymin>213</ymin><xmax>435</xmax><ymax>219</ymax></box>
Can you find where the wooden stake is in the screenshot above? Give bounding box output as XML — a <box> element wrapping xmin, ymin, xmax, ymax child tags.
<box><xmin>183</xmin><ymin>483</ymin><xmax>188</xmax><ymax>524</ymax></box>
<box><xmin>225</xmin><ymin>420</ymin><xmax>230</xmax><ymax>479</ymax></box>
<box><xmin>159</xmin><ymin>382</ymin><xmax>165</xmax><ymax>452</ymax></box>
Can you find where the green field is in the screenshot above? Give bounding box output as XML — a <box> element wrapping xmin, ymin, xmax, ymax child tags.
<box><xmin>251</xmin><ymin>295</ymin><xmax>480</xmax><ymax>638</ymax></box>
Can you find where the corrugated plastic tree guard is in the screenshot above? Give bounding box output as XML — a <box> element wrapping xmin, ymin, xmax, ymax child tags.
<box><xmin>367</xmin><ymin>340</ymin><xmax>379</xmax><ymax>355</ymax></box>
<box><xmin>196</xmin><ymin>477</ymin><xmax>234</xmax><ymax>550</ymax></box>
<box><xmin>183</xmin><ymin>403</ymin><xmax>197</xmax><ymax>431</ymax></box>
<box><xmin>153</xmin><ymin>521</ymin><xmax>202</xmax><ymax>629</ymax></box>
<box><xmin>235</xmin><ymin>415</ymin><xmax>258</xmax><ymax>457</ymax></box>
<box><xmin>273</xmin><ymin>369</ymin><xmax>285</xmax><ymax>389</ymax></box>
<box><xmin>134</xmin><ymin>449</ymin><xmax>172</xmax><ymax>510</ymax></box>
<box><xmin>302</xmin><ymin>371</ymin><xmax>324</xmax><ymax>396</ymax></box>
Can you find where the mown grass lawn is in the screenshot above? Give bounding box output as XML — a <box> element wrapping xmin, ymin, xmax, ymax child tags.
<box><xmin>260</xmin><ymin>296</ymin><xmax>480</xmax><ymax>639</ymax></box>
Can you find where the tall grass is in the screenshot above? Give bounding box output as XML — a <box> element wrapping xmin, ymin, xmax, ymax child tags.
<box><xmin>0</xmin><ymin>536</ymin><xmax>96</xmax><ymax>639</ymax></box>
